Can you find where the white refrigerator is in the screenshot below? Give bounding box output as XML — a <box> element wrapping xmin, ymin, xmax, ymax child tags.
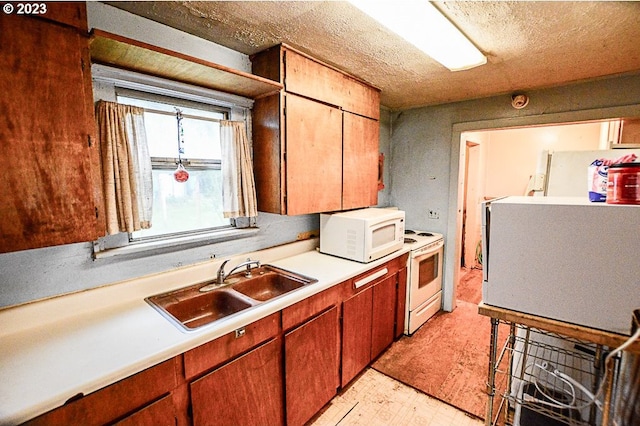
<box><xmin>535</xmin><ymin>148</ymin><xmax>640</xmax><ymax>196</ymax></box>
<box><xmin>482</xmin><ymin>196</ymin><xmax>640</xmax><ymax>335</ymax></box>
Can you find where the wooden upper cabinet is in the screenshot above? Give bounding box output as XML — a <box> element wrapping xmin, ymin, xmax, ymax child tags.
<box><xmin>286</xmin><ymin>94</ymin><xmax>343</xmax><ymax>215</ymax></box>
<box><xmin>343</xmin><ymin>112</ymin><xmax>379</xmax><ymax>210</ymax></box>
<box><xmin>251</xmin><ymin>44</ymin><xmax>381</xmax><ymax>215</ymax></box>
<box><xmin>0</xmin><ymin>5</ymin><xmax>105</xmax><ymax>254</ymax></box>
<box><xmin>253</xmin><ymin>44</ymin><xmax>380</xmax><ymax>120</ymax></box>
<box><xmin>37</xmin><ymin>1</ymin><xmax>88</xmax><ymax>31</ymax></box>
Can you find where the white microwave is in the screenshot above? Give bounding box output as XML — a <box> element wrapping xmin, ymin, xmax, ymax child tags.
<box><xmin>320</xmin><ymin>208</ymin><xmax>405</xmax><ymax>263</ymax></box>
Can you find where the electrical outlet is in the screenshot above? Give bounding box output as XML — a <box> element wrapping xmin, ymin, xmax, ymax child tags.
<box><xmin>428</xmin><ymin>210</ymin><xmax>439</xmax><ymax>219</ymax></box>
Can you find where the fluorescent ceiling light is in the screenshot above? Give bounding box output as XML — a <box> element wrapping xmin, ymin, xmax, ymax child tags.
<box><xmin>349</xmin><ymin>0</ymin><xmax>487</xmax><ymax>71</ymax></box>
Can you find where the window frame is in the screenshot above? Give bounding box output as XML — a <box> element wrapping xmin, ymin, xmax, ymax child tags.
<box><xmin>91</xmin><ymin>64</ymin><xmax>259</xmax><ymax>259</ymax></box>
<box><xmin>117</xmin><ymin>89</ymin><xmax>233</xmax><ymax>243</ymax></box>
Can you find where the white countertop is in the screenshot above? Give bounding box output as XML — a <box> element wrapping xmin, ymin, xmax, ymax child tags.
<box><xmin>0</xmin><ymin>240</ymin><xmax>408</xmax><ymax>425</ymax></box>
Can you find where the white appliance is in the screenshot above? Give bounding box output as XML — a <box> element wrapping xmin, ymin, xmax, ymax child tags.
<box><xmin>403</xmin><ymin>230</ymin><xmax>444</xmax><ymax>335</ymax></box>
<box><xmin>530</xmin><ymin>148</ymin><xmax>640</xmax><ymax>197</ymax></box>
<box><xmin>319</xmin><ymin>208</ymin><xmax>405</xmax><ymax>263</ymax></box>
<box><xmin>482</xmin><ymin>196</ymin><xmax>640</xmax><ymax>334</ymax></box>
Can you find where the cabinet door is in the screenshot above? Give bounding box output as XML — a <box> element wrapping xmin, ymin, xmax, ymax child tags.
<box><xmin>371</xmin><ymin>275</ymin><xmax>398</xmax><ymax>360</ymax></box>
<box><xmin>285</xmin><ymin>94</ymin><xmax>342</xmax><ymax>215</ymax></box>
<box><xmin>285</xmin><ymin>306</ymin><xmax>340</xmax><ymax>426</ymax></box>
<box><xmin>341</xmin><ymin>287</ymin><xmax>373</xmax><ymax>387</ymax></box>
<box><xmin>343</xmin><ymin>112</ymin><xmax>379</xmax><ymax>210</ymax></box>
<box><xmin>113</xmin><ymin>394</ymin><xmax>176</xmax><ymax>426</ymax></box>
<box><xmin>283</xmin><ymin>47</ymin><xmax>380</xmax><ymax>119</ymax></box>
<box><xmin>0</xmin><ymin>12</ymin><xmax>103</xmax><ymax>253</ymax></box>
<box><xmin>190</xmin><ymin>338</ymin><xmax>284</xmax><ymax>426</ymax></box>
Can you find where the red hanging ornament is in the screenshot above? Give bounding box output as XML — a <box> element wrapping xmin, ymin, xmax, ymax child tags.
<box><xmin>173</xmin><ymin>163</ymin><xmax>189</xmax><ymax>182</ymax></box>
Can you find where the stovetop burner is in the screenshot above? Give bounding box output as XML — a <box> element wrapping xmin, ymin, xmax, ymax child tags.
<box><xmin>403</xmin><ymin>229</ymin><xmax>444</xmax><ymax>251</ymax></box>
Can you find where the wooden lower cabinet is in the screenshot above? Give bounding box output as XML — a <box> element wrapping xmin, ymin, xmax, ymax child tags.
<box><xmin>341</xmin><ymin>286</ymin><xmax>374</xmax><ymax>387</ymax></box>
<box><xmin>190</xmin><ymin>338</ymin><xmax>284</xmax><ymax>426</ymax></box>
<box><xmin>371</xmin><ymin>275</ymin><xmax>399</xmax><ymax>360</ymax></box>
<box><xmin>285</xmin><ymin>306</ymin><xmax>340</xmax><ymax>426</ymax></box>
<box><xmin>341</xmin><ymin>261</ymin><xmax>407</xmax><ymax>388</ymax></box>
<box><xmin>23</xmin><ymin>358</ymin><xmax>181</xmax><ymax>426</ymax></box>
<box><xmin>22</xmin><ymin>256</ymin><xmax>408</xmax><ymax>426</ymax></box>
<box><xmin>113</xmin><ymin>393</ymin><xmax>176</xmax><ymax>426</ymax></box>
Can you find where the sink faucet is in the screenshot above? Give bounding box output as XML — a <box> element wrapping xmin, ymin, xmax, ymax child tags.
<box><xmin>216</xmin><ymin>258</ymin><xmax>261</xmax><ymax>284</ymax></box>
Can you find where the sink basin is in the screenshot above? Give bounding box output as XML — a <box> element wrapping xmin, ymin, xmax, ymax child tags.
<box><xmin>231</xmin><ymin>265</ymin><xmax>316</xmax><ymax>301</ymax></box>
<box><xmin>147</xmin><ymin>287</ymin><xmax>255</xmax><ymax>331</ymax></box>
<box><xmin>146</xmin><ymin>264</ymin><xmax>317</xmax><ymax>331</ymax></box>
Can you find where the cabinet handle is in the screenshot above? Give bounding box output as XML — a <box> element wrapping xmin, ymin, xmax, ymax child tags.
<box><xmin>354</xmin><ymin>268</ymin><xmax>388</xmax><ymax>289</ymax></box>
<box><xmin>235</xmin><ymin>327</ymin><xmax>246</xmax><ymax>339</ymax></box>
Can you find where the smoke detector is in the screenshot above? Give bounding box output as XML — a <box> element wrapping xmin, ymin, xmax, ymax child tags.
<box><xmin>511</xmin><ymin>94</ymin><xmax>529</xmax><ymax>109</ymax></box>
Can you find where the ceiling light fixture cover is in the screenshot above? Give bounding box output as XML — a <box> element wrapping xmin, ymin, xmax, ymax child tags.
<box><xmin>349</xmin><ymin>0</ymin><xmax>486</xmax><ymax>71</ymax></box>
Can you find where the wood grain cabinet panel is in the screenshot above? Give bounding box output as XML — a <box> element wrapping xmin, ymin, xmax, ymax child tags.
<box><xmin>343</xmin><ymin>112</ymin><xmax>380</xmax><ymax>210</ymax></box>
<box><xmin>341</xmin><ymin>286</ymin><xmax>374</xmax><ymax>387</ymax></box>
<box><xmin>285</xmin><ymin>306</ymin><xmax>340</xmax><ymax>426</ymax></box>
<box><xmin>24</xmin><ymin>358</ymin><xmax>180</xmax><ymax>426</ymax></box>
<box><xmin>285</xmin><ymin>94</ymin><xmax>343</xmax><ymax>215</ymax></box>
<box><xmin>183</xmin><ymin>312</ymin><xmax>280</xmax><ymax>380</ymax></box>
<box><xmin>190</xmin><ymin>338</ymin><xmax>284</xmax><ymax>426</ymax></box>
<box><xmin>37</xmin><ymin>1</ymin><xmax>88</xmax><ymax>30</ymax></box>
<box><xmin>371</xmin><ymin>275</ymin><xmax>398</xmax><ymax>360</ymax></box>
<box><xmin>251</xmin><ymin>44</ymin><xmax>381</xmax><ymax>215</ymax></box>
<box><xmin>341</xmin><ymin>257</ymin><xmax>408</xmax><ymax>388</ymax></box>
<box><xmin>113</xmin><ymin>394</ymin><xmax>176</xmax><ymax>426</ymax></box>
<box><xmin>395</xmin><ymin>266</ymin><xmax>408</xmax><ymax>339</ymax></box>
<box><xmin>0</xmin><ymin>6</ymin><xmax>104</xmax><ymax>253</ymax></box>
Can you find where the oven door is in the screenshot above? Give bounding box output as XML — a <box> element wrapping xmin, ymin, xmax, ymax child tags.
<box><xmin>409</xmin><ymin>240</ymin><xmax>444</xmax><ymax>311</ymax></box>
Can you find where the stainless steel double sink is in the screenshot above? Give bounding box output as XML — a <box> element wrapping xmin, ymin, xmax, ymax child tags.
<box><xmin>146</xmin><ymin>265</ymin><xmax>317</xmax><ymax>331</ymax></box>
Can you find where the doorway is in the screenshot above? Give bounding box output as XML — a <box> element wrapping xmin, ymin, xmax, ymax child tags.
<box><xmin>452</xmin><ymin>118</ymin><xmax>626</xmax><ymax>303</ymax></box>
<box><xmin>461</xmin><ymin>140</ymin><xmax>481</xmax><ymax>269</ymax></box>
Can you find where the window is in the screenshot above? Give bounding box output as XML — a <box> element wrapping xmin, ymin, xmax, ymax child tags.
<box><xmin>116</xmin><ymin>91</ymin><xmax>232</xmax><ymax>241</ymax></box>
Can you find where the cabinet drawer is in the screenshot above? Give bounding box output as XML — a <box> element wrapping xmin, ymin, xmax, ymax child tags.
<box><xmin>24</xmin><ymin>358</ymin><xmax>179</xmax><ymax>425</ymax></box>
<box><xmin>282</xmin><ymin>282</ymin><xmax>345</xmax><ymax>331</ymax></box>
<box><xmin>351</xmin><ymin>262</ymin><xmax>398</xmax><ymax>294</ymax></box>
<box><xmin>183</xmin><ymin>312</ymin><xmax>280</xmax><ymax>379</ymax></box>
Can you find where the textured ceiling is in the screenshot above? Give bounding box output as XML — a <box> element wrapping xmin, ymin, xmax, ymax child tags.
<box><xmin>107</xmin><ymin>1</ymin><xmax>640</xmax><ymax>110</ymax></box>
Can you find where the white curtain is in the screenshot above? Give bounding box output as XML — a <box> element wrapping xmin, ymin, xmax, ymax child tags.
<box><xmin>96</xmin><ymin>100</ymin><xmax>153</xmax><ymax>235</ymax></box>
<box><xmin>220</xmin><ymin>120</ymin><xmax>258</xmax><ymax>219</ymax></box>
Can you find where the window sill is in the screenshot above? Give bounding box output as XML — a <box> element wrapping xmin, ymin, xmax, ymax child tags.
<box><xmin>93</xmin><ymin>227</ymin><xmax>260</xmax><ymax>260</ymax></box>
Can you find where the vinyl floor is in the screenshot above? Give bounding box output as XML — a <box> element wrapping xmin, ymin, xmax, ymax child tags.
<box><xmin>309</xmin><ymin>368</ymin><xmax>483</xmax><ymax>426</ymax></box>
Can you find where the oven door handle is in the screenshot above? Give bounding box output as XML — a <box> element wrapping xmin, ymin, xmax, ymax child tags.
<box><xmin>354</xmin><ymin>268</ymin><xmax>388</xmax><ymax>289</ymax></box>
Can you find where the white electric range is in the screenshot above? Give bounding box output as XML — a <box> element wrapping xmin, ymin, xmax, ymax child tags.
<box><xmin>403</xmin><ymin>229</ymin><xmax>444</xmax><ymax>335</ymax></box>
